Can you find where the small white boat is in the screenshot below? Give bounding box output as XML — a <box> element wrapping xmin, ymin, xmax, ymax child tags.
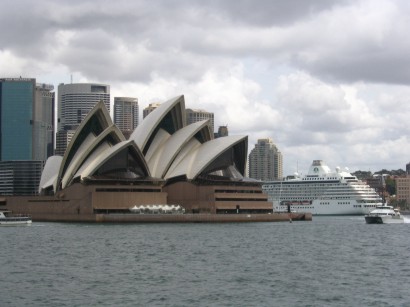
<box><xmin>364</xmin><ymin>206</ymin><xmax>404</xmax><ymax>224</ymax></box>
<box><xmin>0</xmin><ymin>211</ymin><xmax>32</xmax><ymax>226</ymax></box>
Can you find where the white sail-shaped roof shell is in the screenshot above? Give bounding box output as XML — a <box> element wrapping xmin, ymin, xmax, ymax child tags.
<box><xmin>130</xmin><ymin>95</ymin><xmax>185</xmax><ymax>154</ymax></box>
<box><xmin>74</xmin><ymin>141</ymin><xmax>112</xmax><ymax>180</ymax></box>
<box><xmin>165</xmin><ymin>135</ymin><xmax>247</xmax><ymax>180</ymax></box>
<box><xmin>56</xmin><ymin>101</ymin><xmax>116</xmax><ymax>191</ymax></box>
<box><xmin>77</xmin><ymin>140</ymin><xmax>150</xmax><ymax>180</ymax></box>
<box><xmin>39</xmin><ymin>156</ymin><xmax>63</xmax><ymax>193</ymax></box>
<box><xmin>148</xmin><ymin>120</ymin><xmax>212</xmax><ymax>178</ymax></box>
<box><xmin>164</xmin><ymin>137</ymin><xmax>202</xmax><ymax>179</ymax></box>
<box><xmin>61</xmin><ymin>125</ymin><xmax>125</xmax><ymax>189</ymax></box>
<box><xmin>145</xmin><ymin>128</ymin><xmax>172</xmax><ymax>164</ymax></box>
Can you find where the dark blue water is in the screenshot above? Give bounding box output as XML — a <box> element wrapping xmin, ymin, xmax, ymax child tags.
<box><xmin>1</xmin><ymin>216</ymin><xmax>410</xmax><ymax>307</ymax></box>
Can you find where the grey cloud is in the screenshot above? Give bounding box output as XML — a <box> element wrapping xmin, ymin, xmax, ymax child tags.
<box><xmin>296</xmin><ymin>51</ymin><xmax>410</xmax><ymax>85</ymax></box>
<box><xmin>204</xmin><ymin>0</ymin><xmax>348</xmax><ymax>26</ymax></box>
<box><xmin>2</xmin><ymin>0</ymin><xmax>410</xmax><ymax>87</ymax></box>
<box><xmin>0</xmin><ymin>0</ymin><xmax>384</xmax><ymax>85</ymax></box>
<box><xmin>0</xmin><ymin>2</ymin><xmax>54</xmax><ymax>56</ymax></box>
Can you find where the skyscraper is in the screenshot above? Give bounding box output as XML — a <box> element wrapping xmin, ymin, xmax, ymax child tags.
<box><xmin>186</xmin><ymin>108</ymin><xmax>214</xmax><ymax>133</ymax></box>
<box><xmin>0</xmin><ymin>78</ymin><xmax>54</xmax><ymax>195</ymax></box>
<box><xmin>249</xmin><ymin>138</ymin><xmax>283</xmax><ymax>181</ymax></box>
<box><xmin>55</xmin><ymin>130</ymin><xmax>75</xmax><ymax>156</ymax></box>
<box><xmin>56</xmin><ymin>83</ymin><xmax>110</xmax><ymax>154</ymax></box>
<box><xmin>216</xmin><ymin>125</ymin><xmax>228</xmax><ymax>138</ymax></box>
<box><xmin>0</xmin><ymin>161</ymin><xmax>43</xmax><ymax>195</ymax></box>
<box><xmin>34</xmin><ymin>83</ymin><xmax>55</xmax><ymax>159</ymax></box>
<box><xmin>0</xmin><ymin>78</ymin><xmax>55</xmax><ymax>161</ymax></box>
<box><xmin>57</xmin><ymin>83</ymin><xmax>110</xmax><ymax>131</ymax></box>
<box><xmin>114</xmin><ymin>97</ymin><xmax>139</xmax><ymax>139</ymax></box>
<box><xmin>143</xmin><ymin>102</ymin><xmax>161</xmax><ymax>119</ymax></box>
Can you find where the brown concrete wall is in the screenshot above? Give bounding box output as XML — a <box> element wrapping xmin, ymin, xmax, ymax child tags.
<box><xmin>164</xmin><ymin>182</ymin><xmax>214</xmax><ymax>212</ymax></box>
<box><xmin>3</xmin><ymin>182</ymin><xmax>167</xmax><ymax>221</ymax></box>
<box><xmin>92</xmin><ymin>191</ymin><xmax>167</xmax><ymax>209</ymax></box>
<box><xmin>164</xmin><ymin>181</ymin><xmax>272</xmax><ymax>213</ymax></box>
<box><xmin>4</xmin><ymin>183</ymin><xmax>94</xmax><ymax>221</ymax></box>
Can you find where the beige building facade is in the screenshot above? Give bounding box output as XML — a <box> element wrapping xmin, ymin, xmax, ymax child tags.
<box><xmin>186</xmin><ymin>108</ymin><xmax>214</xmax><ymax>133</ymax></box>
<box><xmin>249</xmin><ymin>138</ymin><xmax>283</xmax><ymax>181</ymax></box>
<box><xmin>143</xmin><ymin>102</ymin><xmax>161</xmax><ymax>119</ymax></box>
<box><xmin>396</xmin><ymin>176</ymin><xmax>410</xmax><ymax>205</ymax></box>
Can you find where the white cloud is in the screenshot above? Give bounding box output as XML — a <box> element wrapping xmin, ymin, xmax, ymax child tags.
<box><xmin>0</xmin><ymin>50</ymin><xmax>27</xmax><ymax>76</ymax></box>
<box><xmin>2</xmin><ymin>0</ymin><xmax>410</xmax><ymax>175</ymax></box>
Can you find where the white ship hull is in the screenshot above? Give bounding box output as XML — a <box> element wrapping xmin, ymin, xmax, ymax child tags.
<box><xmin>264</xmin><ymin>160</ymin><xmax>384</xmax><ymax>216</ymax></box>
<box><xmin>273</xmin><ymin>200</ymin><xmax>377</xmax><ymax>216</ymax></box>
<box><xmin>0</xmin><ymin>219</ymin><xmax>32</xmax><ymax>226</ymax></box>
<box><xmin>0</xmin><ymin>211</ymin><xmax>32</xmax><ymax>225</ymax></box>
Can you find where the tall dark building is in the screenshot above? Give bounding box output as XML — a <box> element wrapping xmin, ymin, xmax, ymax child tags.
<box><xmin>0</xmin><ymin>78</ymin><xmax>54</xmax><ymax>195</ymax></box>
<box><xmin>0</xmin><ymin>161</ymin><xmax>43</xmax><ymax>195</ymax></box>
<box><xmin>0</xmin><ymin>78</ymin><xmax>55</xmax><ymax>161</ymax></box>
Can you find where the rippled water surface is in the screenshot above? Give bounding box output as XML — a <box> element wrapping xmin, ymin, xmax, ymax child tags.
<box><xmin>2</xmin><ymin>216</ymin><xmax>410</xmax><ymax>306</ymax></box>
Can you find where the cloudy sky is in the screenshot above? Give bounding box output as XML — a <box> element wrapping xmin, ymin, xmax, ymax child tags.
<box><xmin>1</xmin><ymin>0</ymin><xmax>410</xmax><ymax>175</ymax></box>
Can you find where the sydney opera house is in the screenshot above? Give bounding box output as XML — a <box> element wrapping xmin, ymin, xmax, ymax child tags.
<box><xmin>4</xmin><ymin>95</ymin><xmax>309</xmax><ymax>222</ymax></box>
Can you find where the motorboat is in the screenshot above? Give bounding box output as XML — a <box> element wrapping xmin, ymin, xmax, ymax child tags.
<box><xmin>0</xmin><ymin>211</ymin><xmax>32</xmax><ymax>226</ymax></box>
<box><xmin>364</xmin><ymin>205</ymin><xmax>404</xmax><ymax>224</ymax></box>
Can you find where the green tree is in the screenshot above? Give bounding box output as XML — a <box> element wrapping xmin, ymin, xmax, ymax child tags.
<box><xmin>352</xmin><ymin>170</ymin><xmax>372</xmax><ymax>180</ymax></box>
<box><xmin>385</xmin><ymin>177</ymin><xmax>396</xmax><ymax>195</ymax></box>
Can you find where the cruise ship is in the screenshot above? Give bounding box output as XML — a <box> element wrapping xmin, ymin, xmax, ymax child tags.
<box><xmin>262</xmin><ymin>160</ymin><xmax>383</xmax><ymax>215</ymax></box>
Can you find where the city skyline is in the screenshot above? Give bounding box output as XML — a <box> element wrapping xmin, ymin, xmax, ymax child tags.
<box><xmin>1</xmin><ymin>0</ymin><xmax>410</xmax><ymax>175</ymax></box>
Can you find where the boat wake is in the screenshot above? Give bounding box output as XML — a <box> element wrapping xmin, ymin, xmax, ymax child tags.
<box><xmin>403</xmin><ymin>216</ymin><xmax>410</xmax><ymax>224</ymax></box>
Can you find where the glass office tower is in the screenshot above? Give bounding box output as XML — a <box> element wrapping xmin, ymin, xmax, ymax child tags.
<box><xmin>0</xmin><ymin>78</ymin><xmax>55</xmax><ymax>161</ymax></box>
<box><xmin>0</xmin><ymin>78</ymin><xmax>35</xmax><ymax>160</ymax></box>
<box><xmin>0</xmin><ymin>78</ymin><xmax>54</xmax><ymax>195</ymax></box>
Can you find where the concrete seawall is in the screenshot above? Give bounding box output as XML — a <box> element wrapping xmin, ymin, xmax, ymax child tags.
<box><xmin>30</xmin><ymin>212</ymin><xmax>311</xmax><ymax>223</ymax></box>
<box><xmin>92</xmin><ymin>212</ymin><xmax>311</xmax><ymax>223</ymax></box>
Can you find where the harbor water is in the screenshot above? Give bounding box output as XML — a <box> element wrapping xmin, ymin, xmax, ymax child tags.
<box><xmin>2</xmin><ymin>216</ymin><xmax>410</xmax><ymax>306</ymax></box>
